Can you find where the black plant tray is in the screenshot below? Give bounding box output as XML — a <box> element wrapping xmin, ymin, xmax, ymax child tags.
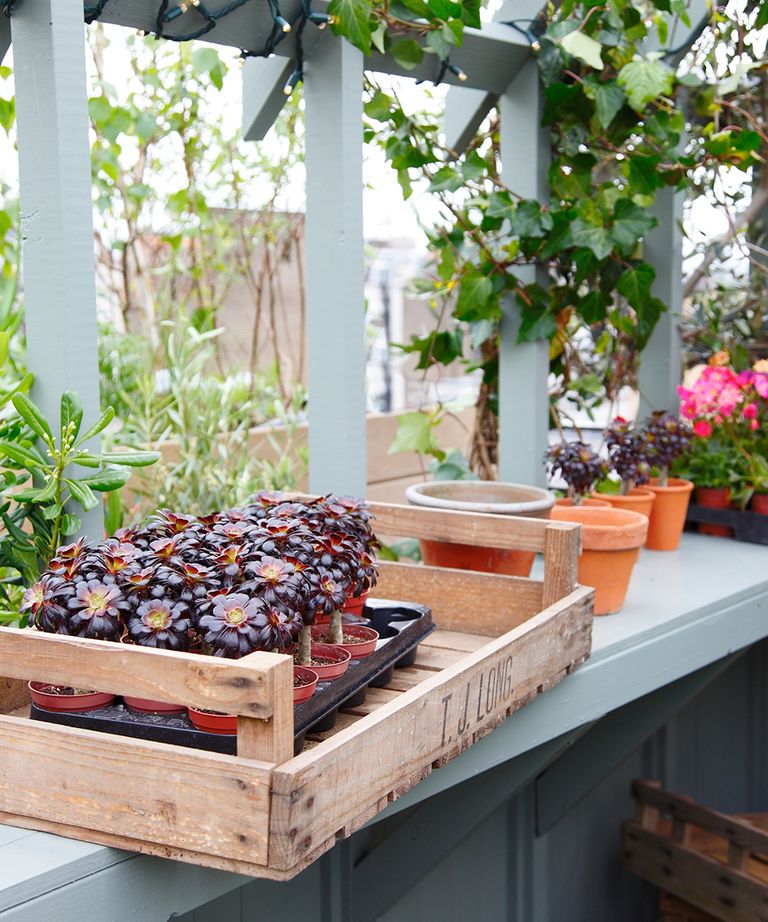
<box><xmin>684</xmin><ymin>504</ymin><xmax>768</xmax><ymax>545</ymax></box>
<box><xmin>29</xmin><ymin>599</ymin><xmax>434</xmax><ymax>757</ymax></box>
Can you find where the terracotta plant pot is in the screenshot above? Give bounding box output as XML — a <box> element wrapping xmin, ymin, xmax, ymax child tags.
<box><xmin>594</xmin><ymin>487</ymin><xmax>656</xmax><ymax>522</ymax></box>
<box><xmin>645</xmin><ymin>478</ymin><xmax>694</xmax><ymax>551</ymax></box>
<box><xmin>293</xmin><ymin>666</ymin><xmax>319</xmax><ymax>704</ymax></box>
<box><xmin>751</xmin><ymin>493</ymin><xmax>768</xmax><ymax>515</ymax></box>
<box><xmin>29</xmin><ymin>681</ymin><xmax>114</xmax><ymax>713</ymax></box>
<box><xmin>310</xmin><ymin>624</ymin><xmax>379</xmax><ymax>660</ymax></box>
<box><xmin>343</xmin><ymin>589</ymin><xmax>369</xmax><ymax>617</ymax></box>
<box><xmin>695</xmin><ymin>486</ymin><xmax>733</xmax><ymax>538</ymax></box>
<box><xmin>550</xmin><ymin>506</ymin><xmax>648</xmax><ymax>616</ymax></box>
<box><xmin>123</xmin><ymin>696</ymin><xmax>185</xmax><ymax>715</ymax></box>
<box><xmin>187</xmin><ymin>706</ymin><xmax>236</xmax><ymax>735</ymax></box>
<box><xmin>555</xmin><ymin>497</ymin><xmax>611</xmax><ymax>508</ymax></box>
<box><xmin>405</xmin><ymin>480</ymin><xmax>555</xmax><ymax>578</ymax></box>
<box><xmin>304</xmin><ymin>643</ymin><xmax>351</xmax><ymax>680</ymax></box>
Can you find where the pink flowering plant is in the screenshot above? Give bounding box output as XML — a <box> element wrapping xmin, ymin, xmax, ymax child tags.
<box><xmin>677</xmin><ymin>364</ymin><xmax>768</xmax><ymax>504</ymax></box>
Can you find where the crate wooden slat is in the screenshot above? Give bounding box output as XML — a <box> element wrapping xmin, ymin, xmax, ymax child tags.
<box><xmin>0</xmin><ymin>499</ymin><xmax>593</xmax><ymax>879</ymax></box>
<box><xmin>622</xmin><ymin>780</ymin><xmax>768</xmax><ymax>922</ymax></box>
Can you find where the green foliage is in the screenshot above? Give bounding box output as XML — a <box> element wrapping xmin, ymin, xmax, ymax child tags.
<box><xmin>0</xmin><ymin>388</ymin><xmax>158</xmax><ymax>589</ymax></box>
<box><xmin>106</xmin><ymin>314</ymin><xmax>307</xmax><ymax>520</ymax></box>
<box><xmin>673</xmin><ymin>437</ymin><xmax>736</xmax><ymax>491</ymax></box>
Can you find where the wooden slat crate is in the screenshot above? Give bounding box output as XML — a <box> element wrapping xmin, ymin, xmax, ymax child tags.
<box><xmin>622</xmin><ymin>780</ymin><xmax>768</xmax><ymax>922</ymax></box>
<box><xmin>0</xmin><ymin>500</ymin><xmax>593</xmax><ymax>880</ymax></box>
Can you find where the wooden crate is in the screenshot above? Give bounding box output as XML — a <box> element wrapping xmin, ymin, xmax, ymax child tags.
<box><xmin>622</xmin><ymin>780</ymin><xmax>768</xmax><ymax>922</ymax></box>
<box><xmin>0</xmin><ymin>501</ymin><xmax>593</xmax><ymax>880</ymax></box>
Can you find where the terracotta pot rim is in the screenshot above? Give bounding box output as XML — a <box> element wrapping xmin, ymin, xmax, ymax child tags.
<box><xmin>556</xmin><ymin>496</ymin><xmax>611</xmax><ymax>507</ymax></box>
<box><xmin>647</xmin><ymin>477</ymin><xmax>694</xmax><ymax>494</ymax></box>
<box><xmin>405</xmin><ymin>480</ymin><xmax>555</xmax><ymax>516</ymax></box>
<box><xmin>551</xmin><ymin>505</ymin><xmax>648</xmax><ymax>550</ymax></box>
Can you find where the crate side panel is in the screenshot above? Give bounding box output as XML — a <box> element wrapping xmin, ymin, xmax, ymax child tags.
<box><xmin>0</xmin><ymin>715</ymin><xmax>272</xmax><ymax>865</ymax></box>
<box><xmin>269</xmin><ymin>588</ymin><xmax>593</xmax><ymax>870</ymax></box>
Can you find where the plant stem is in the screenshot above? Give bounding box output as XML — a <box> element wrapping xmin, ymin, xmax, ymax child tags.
<box><xmin>297</xmin><ymin>625</ymin><xmax>312</xmax><ymax>666</ymax></box>
<box><xmin>329</xmin><ymin>609</ymin><xmax>344</xmax><ymax>645</ymax></box>
<box><xmin>658</xmin><ymin>466</ymin><xmax>669</xmax><ymax>489</ymax></box>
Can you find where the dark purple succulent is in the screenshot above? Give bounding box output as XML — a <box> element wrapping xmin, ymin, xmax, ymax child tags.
<box><xmin>22</xmin><ymin>575</ymin><xmax>73</xmax><ymax>633</ymax></box>
<box><xmin>129</xmin><ymin>598</ymin><xmax>190</xmax><ymax>651</ymax></box>
<box><xmin>545</xmin><ymin>441</ymin><xmax>607</xmax><ymax>504</ymax></box>
<box><xmin>199</xmin><ymin>593</ymin><xmax>266</xmax><ymax>658</ymax></box>
<box><xmin>66</xmin><ymin>579</ymin><xmax>126</xmax><ymax>640</ymax></box>
<box><xmin>641</xmin><ymin>411</ymin><xmax>691</xmax><ymax>484</ymax></box>
<box><xmin>254</xmin><ymin>603</ymin><xmax>303</xmax><ymax>652</ymax></box>
<box><xmin>605</xmin><ymin>417</ymin><xmax>651</xmax><ymax>493</ymax></box>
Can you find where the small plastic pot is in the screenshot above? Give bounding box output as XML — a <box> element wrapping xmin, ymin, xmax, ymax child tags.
<box><xmin>123</xmin><ymin>696</ymin><xmax>185</xmax><ymax>715</ymax></box>
<box><xmin>753</xmin><ymin>493</ymin><xmax>768</xmax><ymax>515</ymax></box>
<box><xmin>310</xmin><ymin>624</ymin><xmax>379</xmax><ymax>660</ymax></box>
<box><xmin>187</xmin><ymin>707</ymin><xmax>236</xmax><ymax>735</ymax></box>
<box><xmin>293</xmin><ymin>666</ymin><xmax>319</xmax><ymax>704</ymax></box>
<box><xmin>29</xmin><ymin>682</ymin><xmax>114</xmax><ymax>713</ymax></box>
<box><xmin>645</xmin><ymin>478</ymin><xmax>694</xmax><ymax>551</ymax></box>
<box><xmin>343</xmin><ymin>589</ymin><xmax>369</xmax><ymax>617</ymax></box>
<box><xmin>305</xmin><ymin>643</ymin><xmax>351</xmax><ymax>680</ymax></box>
<box><xmin>406</xmin><ymin>480</ymin><xmax>555</xmax><ymax>578</ymax></box>
<box><xmin>695</xmin><ymin>486</ymin><xmax>733</xmax><ymax>538</ymax></box>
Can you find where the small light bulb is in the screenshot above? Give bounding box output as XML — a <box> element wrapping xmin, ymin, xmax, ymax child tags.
<box><xmin>179</xmin><ymin>1</ymin><xmax>188</xmax><ymax>12</ymax></box>
<box><xmin>275</xmin><ymin>14</ymin><xmax>292</xmax><ymax>31</ymax></box>
<box><xmin>531</xmin><ymin>39</ymin><xmax>541</xmax><ymax>52</ymax></box>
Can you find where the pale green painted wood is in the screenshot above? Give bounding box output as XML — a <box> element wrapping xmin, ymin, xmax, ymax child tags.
<box><xmin>497</xmin><ymin>59</ymin><xmax>549</xmax><ymax>486</ymax></box>
<box><xmin>638</xmin><ymin>188</ymin><xmax>684</xmax><ymax>414</ymax></box>
<box><xmin>11</xmin><ymin>0</ymin><xmax>103</xmax><ymax>539</ymax></box>
<box><xmin>241</xmin><ymin>56</ymin><xmax>294</xmax><ymax>143</ymax></box>
<box><xmin>304</xmin><ymin>39</ymin><xmax>366</xmax><ymax>496</ymax></box>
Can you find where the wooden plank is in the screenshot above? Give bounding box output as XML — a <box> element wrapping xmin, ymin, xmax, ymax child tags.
<box><xmin>268</xmin><ymin>587</ymin><xmax>593</xmax><ymax>870</ymax></box>
<box><xmin>633</xmin><ymin>780</ymin><xmax>768</xmax><ymax>856</ymax></box>
<box><xmin>368</xmin><ymin>501</ymin><xmax>577</xmax><ymax>553</ymax></box>
<box><xmin>0</xmin><ymin>716</ymin><xmax>272</xmax><ymax>866</ymax></box>
<box><xmin>412</xmin><ymin>645</ymin><xmax>467</xmax><ymax>670</ymax></box>
<box><xmin>542</xmin><ymin>524</ymin><xmax>581</xmax><ymax>606</ymax></box>
<box><xmin>237</xmin><ymin>654</ymin><xmax>294</xmax><ymax>763</ymax></box>
<box><xmin>0</xmin><ymin>677</ymin><xmax>30</xmax><ymax>713</ymax></box>
<box><xmin>341</xmin><ymin>686</ymin><xmax>402</xmax><ymax>717</ymax></box>
<box><xmin>0</xmin><ymin>628</ymin><xmax>289</xmax><ymax>718</ymax></box>
<box><xmin>421</xmin><ymin>630</ymin><xmax>489</xmax><ymax>653</ymax></box>
<box><xmin>623</xmin><ymin>821</ymin><xmax>768</xmax><ymax>921</ymax></box>
<box><xmin>374</xmin><ymin>561</ymin><xmax>544</xmax><ymax>635</ymax></box>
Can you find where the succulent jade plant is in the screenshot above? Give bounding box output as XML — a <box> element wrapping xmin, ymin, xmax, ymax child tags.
<box><xmin>24</xmin><ymin>492</ymin><xmax>380</xmax><ymax>671</ymax></box>
<box><xmin>545</xmin><ymin>441</ymin><xmax>607</xmax><ymax>505</ymax></box>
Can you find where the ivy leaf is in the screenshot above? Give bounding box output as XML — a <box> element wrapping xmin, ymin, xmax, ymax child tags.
<box><xmin>389</xmin><ymin>411</ymin><xmax>445</xmax><ymax>460</ymax></box>
<box><xmin>456</xmin><ymin>275</ymin><xmax>493</xmax><ymax>319</ymax></box>
<box><xmin>617</xmin><ymin>55</ymin><xmax>674</xmax><ymax>111</ymax></box>
<box><xmin>571</xmin><ymin>219</ymin><xmax>612</xmax><ymax>259</ymax></box>
<box><xmin>461</xmin><ymin>151</ymin><xmax>486</xmax><ymax>181</ymax></box>
<box><xmin>636</xmin><ymin>296</ymin><xmax>665</xmax><ymax>348</ymax></box>
<box><xmin>429</xmin><ymin>166</ymin><xmax>463</xmax><ymax>192</ymax></box>
<box><xmin>560</xmin><ymin>31</ymin><xmax>604</xmax><ymax>70</ymax></box>
<box><xmin>593</xmin><ymin>83</ymin><xmax>626</xmax><ymax>129</ymax></box>
<box><xmin>516</xmin><ymin>304</ymin><xmax>558</xmax><ymax>343</ymax></box>
<box><xmin>428</xmin><ymin>0</ymin><xmax>462</xmax><ymax>18</ymax></box>
<box><xmin>391</xmin><ymin>39</ymin><xmax>424</xmax><ymax>70</ymax></box>
<box><xmin>617</xmin><ymin>263</ymin><xmax>656</xmax><ymax>307</ymax></box>
<box><xmin>510</xmin><ymin>201</ymin><xmax>553</xmax><ymax>238</ymax></box>
<box><xmin>329</xmin><ymin>0</ymin><xmax>373</xmax><ymax>54</ymax></box>
<box><xmin>611</xmin><ymin>199</ymin><xmax>657</xmax><ymax>249</ymax></box>
<box><xmin>469</xmin><ymin>318</ymin><xmax>496</xmax><ymax>349</ymax></box>
<box><xmin>400</xmin><ymin>330</ymin><xmax>464</xmax><ymax>368</ymax></box>
<box><xmin>626</xmin><ymin>155</ymin><xmax>662</xmax><ymax>195</ymax></box>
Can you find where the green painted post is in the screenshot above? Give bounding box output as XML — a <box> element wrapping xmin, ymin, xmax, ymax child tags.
<box><xmin>304</xmin><ymin>39</ymin><xmax>366</xmax><ymax>496</ymax></box>
<box><xmin>638</xmin><ymin>189</ymin><xmax>683</xmax><ymax>414</ymax></box>
<box><xmin>498</xmin><ymin>59</ymin><xmax>549</xmax><ymax>486</ymax></box>
<box><xmin>11</xmin><ymin>0</ymin><xmax>104</xmax><ymax>538</ymax></box>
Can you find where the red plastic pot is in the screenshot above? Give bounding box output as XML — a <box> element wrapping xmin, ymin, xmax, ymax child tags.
<box><xmin>187</xmin><ymin>706</ymin><xmax>237</xmax><ymax>735</ymax></box>
<box><xmin>124</xmin><ymin>696</ymin><xmax>185</xmax><ymax>715</ymax></box>
<box><xmin>343</xmin><ymin>590</ymin><xmax>369</xmax><ymax>617</ymax></box>
<box><xmin>752</xmin><ymin>493</ymin><xmax>768</xmax><ymax>515</ymax></box>
<box><xmin>305</xmin><ymin>643</ymin><xmax>351</xmax><ymax>680</ymax></box>
<box><xmin>310</xmin><ymin>624</ymin><xmax>379</xmax><ymax>660</ymax></box>
<box><xmin>293</xmin><ymin>666</ymin><xmax>319</xmax><ymax>704</ymax></box>
<box><xmin>695</xmin><ymin>486</ymin><xmax>733</xmax><ymax>538</ymax></box>
<box><xmin>29</xmin><ymin>681</ymin><xmax>114</xmax><ymax>713</ymax></box>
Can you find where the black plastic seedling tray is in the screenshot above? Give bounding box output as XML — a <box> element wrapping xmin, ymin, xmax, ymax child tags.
<box><xmin>684</xmin><ymin>504</ymin><xmax>768</xmax><ymax>545</ymax></box>
<box><xmin>29</xmin><ymin>599</ymin><xmax>434</xmax><ymax>756</ymax></box>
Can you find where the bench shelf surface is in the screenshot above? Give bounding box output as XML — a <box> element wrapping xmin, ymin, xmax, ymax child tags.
<box><xmin>0</xmin><ymin>500</ymin><xmax>592</xmax><ymax>880</ymax></box>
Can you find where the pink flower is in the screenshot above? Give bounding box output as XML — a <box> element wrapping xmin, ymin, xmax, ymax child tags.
<box><xmin>743</xmin><ymin>402</ymin><xmax>758</xmax><ymax>420</ymax></box>
<box><xmin>693</xmin><ymin>419</ymin><xmax>712</xmax><ymax>437</ymax></box>
<box><xmin>750</xmin><ymin>419</ymin><xmax>759</xmax><ymax>431</ymax></box>
<box><xmin>755</xmin><ymin>374</ymin><xmax>768</xmax><ymax>400</ymax></box>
